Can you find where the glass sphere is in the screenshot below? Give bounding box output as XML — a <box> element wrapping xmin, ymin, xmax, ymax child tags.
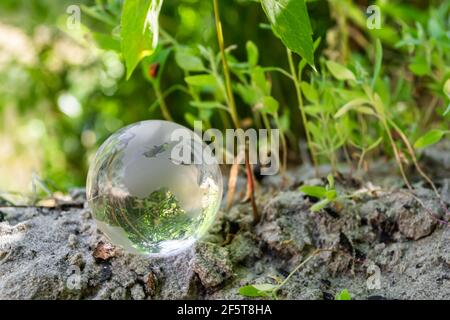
<box><xmin>86</xmin><ymin>120</ymin><xmax>222</xmax><ymax>255</ymax></box>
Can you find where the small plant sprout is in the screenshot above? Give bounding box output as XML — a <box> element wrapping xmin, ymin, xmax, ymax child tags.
<box><xmin>299</xmin><ymin>174</ymin><xmax>340</xmax><ymax>213</ymax></box>
<box><xmin>335</xmin><ymin>289</ymin><xmax>352</xmax><ymax>301</ymax></box>
<box><xmin>239</xmin><ymin>249</ymin><xmax>328</xmax><ymax>299</ymax></box>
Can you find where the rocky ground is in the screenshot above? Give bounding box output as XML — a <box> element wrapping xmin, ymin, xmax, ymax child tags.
<box><xmin>0</xmin><ymin>143</ymin><xmax>449</xmax><ymax>300</ymax></box>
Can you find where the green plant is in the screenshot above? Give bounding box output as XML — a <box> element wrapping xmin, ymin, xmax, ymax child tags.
<box><xmin>239</xmin><ymin>249</ymin><xmax>324</xmax><ymax>299</ymax></box>
<box><xmin>82</xmin><ymin>0</ymin><xmax>316</xmax><ymax>150</ymax></box>
<box><xmin>335</xmin><ymin>289</ymin><xmax>352</xmax><ymax>300</ymax></box>
<box><xmin>300</xmin><ymin>174</ymin><xmax>340</xmax><ymax>212</ymax></box>
<box><xmin>414</xmin><ymin>129</ymin><xmax>450</xmax><ymax>150</ymax></box>
<box><xmin>4</xmin><ymin>0</ymin><xmax>447</xmax><ymax>196</ymax></box>
<box><xmin>73</xmin><ymin>0</ymin><xmax>450</xmax><ymax>211</ymax></box>
<box><xmin>395</xmin><ymin>2</ymin><xmax>450</xmax><ymax>124</ymax></box>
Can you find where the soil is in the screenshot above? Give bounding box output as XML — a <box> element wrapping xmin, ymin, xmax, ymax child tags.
<box><xmin>0</xmin><ymin>142</ymin><xmax>449</xmax><ymax>300</ymax></box>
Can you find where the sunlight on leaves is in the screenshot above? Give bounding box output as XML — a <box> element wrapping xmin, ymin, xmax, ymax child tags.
<box><xmin>121</xmin><ymin>0</ymin><xmax>164</xmax><ymax>79</ymax></box>
<box><xmin>326</xmin><ymin>61</ymin><xmax>356</xmax><ymax>81</ymax></box>
<box><xmin>261</xmin><ymin>0</ymin><xmax>314</xmax><ymax>65</ymax></box>
<box><xmin>414</xmin><ymin>129</ymin><xmax>446</xmax><ymax>149</ymax></box>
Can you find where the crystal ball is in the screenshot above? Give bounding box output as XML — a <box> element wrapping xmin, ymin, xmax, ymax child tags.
<box><xmin>86</xmin><ymin>120</ymin><xmax>223</xmax><ymax>255</ymax></box>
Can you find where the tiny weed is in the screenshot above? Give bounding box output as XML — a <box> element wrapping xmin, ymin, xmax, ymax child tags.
<box><xmin>335</xmin><ymin>289</ymin><xmax>352</xmax><ymax>301</ymax></box>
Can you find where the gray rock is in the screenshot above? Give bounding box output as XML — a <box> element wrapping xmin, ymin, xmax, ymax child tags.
<box><xmin>226</xmin><ymin>232</ymin><xmax>261</xmax><ymax>265</ymax></box>
<box><xmin>0</xmin><ymin>177</ymin><xmax>449</xmax><ymax>300</ymax></box>
<box><xmin>0</xmin><ymin>207</ymin><xmax>196</xmax><ymax>299</ymax></box>
<box><xmin>256</xmin><ymin>192</ymin><xmax>315</xmax><ymax>256</ymax></box>
<box><xmin>441</xmin><ymin>179</ymin><xmax>450</xmax><ymax>206</ymax></box>
<box><xmin>191</xmin><ymin>242</ymin><xmax>233</xmax><ymax>289</ymax></box>
<box><xmin>422</xmin><ymin>140</ymin><xmax>450</xmax><ymax>173</ymax></box>
<box><xmin>359</xmin><ymin>190</ymin><xmax>443</xmax><ymax>240</ymax></box>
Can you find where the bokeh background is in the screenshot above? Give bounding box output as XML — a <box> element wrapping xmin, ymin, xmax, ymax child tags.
<box><xmin>0</xmin><ymin>0</ymin><xmax>447</xmax><ymax>196</ymax></box>
<box><xmin>0</xmin><ymin>0</ymin><xmax>324</xmax><ymax>194</ymax></box>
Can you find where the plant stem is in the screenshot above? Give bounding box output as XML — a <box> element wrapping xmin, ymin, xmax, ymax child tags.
<box><xmin>389</xmin><ymin>120</ymin><xmax>440</xmax><ymax>197</ymax></box>
<box><xmin>245</xmin><ymin>143</ymin><xmax>259</xmax><ymax>224</ymax></box>
<box><xmin>273</xmin><ymin>248</ymin><xmax>332</xmax><ymax>296</ymax></box>
<box><xmin>287</xmin><ymin>49</ymin><xmax>318</xmax><ymax>170</ymax></box>
<box><xmin>261</xmin><ymin>113</ymin><xmax>271</xmax><ymax>133</ymax></box>
<box><xmin>275</xmin><ymin>116</ymin><xmax>288</xmax><ymax>178</ymax></box>
<box><xmin>383</xmin><ymin>121</ymin><xmax>412</xmax><ymax>190</ymax></box>
<box><xmin>213</xmin><ymin>0</ymin><xmax>260</xmax><ymax>222</ymax></box>
<box><xmin>260</xmin><ymin>67</ymin><xmax>294</xmax><ymax>81</ymax></box>
<box><xmin>153</xmin><ymin>83</ymin><xmax>173</xmax><ymax>122</ymax></box>
<box><xmin>332</xmin><ymin>0</ymin><xmax>349</xmax><ymax>63</ymax></box>
<box><xmin>213</xmin><ymin>0</ymin><xmax>240</xmax><ymax>128</ymax></box>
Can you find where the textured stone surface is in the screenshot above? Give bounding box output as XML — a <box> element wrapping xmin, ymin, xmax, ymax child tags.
<box><xmin>422</xmin><ymin>140</ymin><xmax>450</xmax><ymax>172</ymax></box>
<box><xmin>256</xmin><ymin>192</ymin><xmax>315</xmax><ymax>256</ymax></box>
<box><xmin>191</xmin><ymin>242</ymin><xmax>233</xmax><ymax>289</ymax></box>
<box><xmin>359</xmin><ymin>190</ymin><xmax>443</xmax><ymax>241</ymax></box>
<box><xmin>0</xmin><ymin>171</ymin><xmax>449</xmax><ymax>300</ymax></box>
<box><xmin>0</xmin><ymin>206</ymin><xmax>198</xmax><ymax>300</ymax></box>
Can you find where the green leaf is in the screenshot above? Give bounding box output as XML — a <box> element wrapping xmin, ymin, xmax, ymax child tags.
<box><xmin>261</xmin><ymin>96</ymin><xmax>279</xmax><ymax>115</ymax></box>
<box><xmin>304</xmin><ymin>105</ymin><xmax>322</xmax><ymax>116</ymax></box>
<box><xmin>355</xmin><ymin>106</ymin><xmax>376</xmax><ymax>116</ymax></box>
<box><xmin>444</xmin><ymin>104</ymin><xmax>450</xmax><ymax>117</ymax></box>
<box><xmin>443</xmin><ymin>79</ymin><xmax>450</xmax><ymax>116</ymax></box>
<box><xmin>299</xmin><ymin>186</ymin><xmax>327</xmax><ymax>199</ymax></box>
<box><xmin>307</xmin><ymin>122</ymin><xmax>322</xmax><ymax>140</ymax></box>
<box><xmin>141</xmin><ymin>46</ymin><xmax>172</xmax><ymax>84</ymax></box>
<box><xmin>246</xmin><ymin>41</ymin><xmax>259</xmax><ymax>67</ymax></box>
<box><xmin>366</xmin><ymin>137</ymin><xmax>383</xmax><ymax>152</ymax></box>
<box><xmin>409</xmin><ymin>55</ymin><xmax>430</xmax><ymax>76</ymax></box>
<box><xmin>279</xmin><ymin>109</ymin><xmax>291</xmax><ymax>131</ymax></box>
<box><xmin>81</xmin><ymin>5</ymin><xmax>117</xmax><ymax>27</ymax></box>
<box><xmin>185</xmin><ymin>74</ymin><xmax>217</xmax><ymax>87</ymax></box>
<box><xmin>444</xmin><ymin>79</ymin><xmax>450</xmax><ymax>98</ymax></box>
<box><xmin>334</xmin><ymin>98</ymin><xmax>371</xmax><ymax>118</ymax></box>
<box><xmin>175</xmin><ymin>48</ymin><xmax>205</xmax><ymax>72</ymax></box>
<box><xmin>414</xmin><ymin>129</ymin><xmax>446</xmax><ymax>149</ymax></box>
<box><xmin>251</xmin><ymin>67</ymin><xmax>269</xmax><ymax>95</ymax></box>
<box><xmin>327</xmin><ymin>174</ymin><xmax>335</xmax><ymax>189</ymax></box>
<box><xmin>300</xmin><ymin>82</ymin><xmax>318</xmax><ymax>103</ymax></box>
<box><xmin>239</xmin><ymin>286</ymin><xmax>260</xmax><ymax>297</ymax></box>
<box><xmin>252</xmin><ymin>284</ymin><xmax>278</xmax><ymax>292</ymax></box>
<box><xmin>199</xmin><ymin>109</ymin><xmax>213</xmax><ymax>121</ymax></box>
<box><xmin>236</xmin><ymin>84</ymin><xmax>259</xmax><ymax>106</ymax></box>
<box><xmin>326</xmin><ymin>61</ymin><xmax>356</xmax><ymax>81</ymax></box>
<box><xmin>428</xmin><ymin>18</ymin><xmax>445</xmax><ymax>39</ymax></box>
<box><xmin>325</xmin><ymin>190</ymin><xmax>337</xmax><ymax>201</ymax></box>
<box><xmin>261</xmin><ymin>0</ymin><xmax>314</xmax><ymax>66</ymax></box>
<box><xmin>335</xmin><ymin>289</ymin><xmax>352</xmax><ymax>300</ymax></box>
<box><xmin>310</xmin><ymin>199</ymin><xmax>330</xmax><ymax>212</ymax></box>
<box><xmin>121</xmin><ymin>0</ymin><xmax>163</xmax><ymax>80</ymax></box>
<box><xmin>371</xmin><ymin>39</ymin><xmax>383</xmax><ymax>89</ymax></box>
<box><xmin>184</xmin><ymin>112</ymin><xmax>198</xmax><ymax>128</ymax></box>
<box><xmin>189</xmin><ymin>101</ymin><xmax>228</xmax><ymax>111</ymax></box>
<box><xmin>239</xmin><ymin>285</ymin><xmax>274</xmax><ymax>297</ymax></box>
<box><xmin>92</xmin><ymin>33</ymin><xmax>121</xmax><ymax>52</ymax></box>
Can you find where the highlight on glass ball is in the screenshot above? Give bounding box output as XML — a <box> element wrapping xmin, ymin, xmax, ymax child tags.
<box><xmin>86</xmin><ymin>120</ymin><xmax>223</xmax><ymax>255</ymax></box>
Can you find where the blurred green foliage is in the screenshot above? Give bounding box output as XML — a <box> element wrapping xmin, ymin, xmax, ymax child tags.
<box><xmin>0</xmin><ymin>0</ymin><xmax>448</xmax><ymax>194</ymax></box>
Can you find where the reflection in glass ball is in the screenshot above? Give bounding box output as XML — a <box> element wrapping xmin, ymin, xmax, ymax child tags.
<box><xmin>86</xmin><ymin>120</ymin><xmax>222</xmax><ymax>255</ymax></box>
